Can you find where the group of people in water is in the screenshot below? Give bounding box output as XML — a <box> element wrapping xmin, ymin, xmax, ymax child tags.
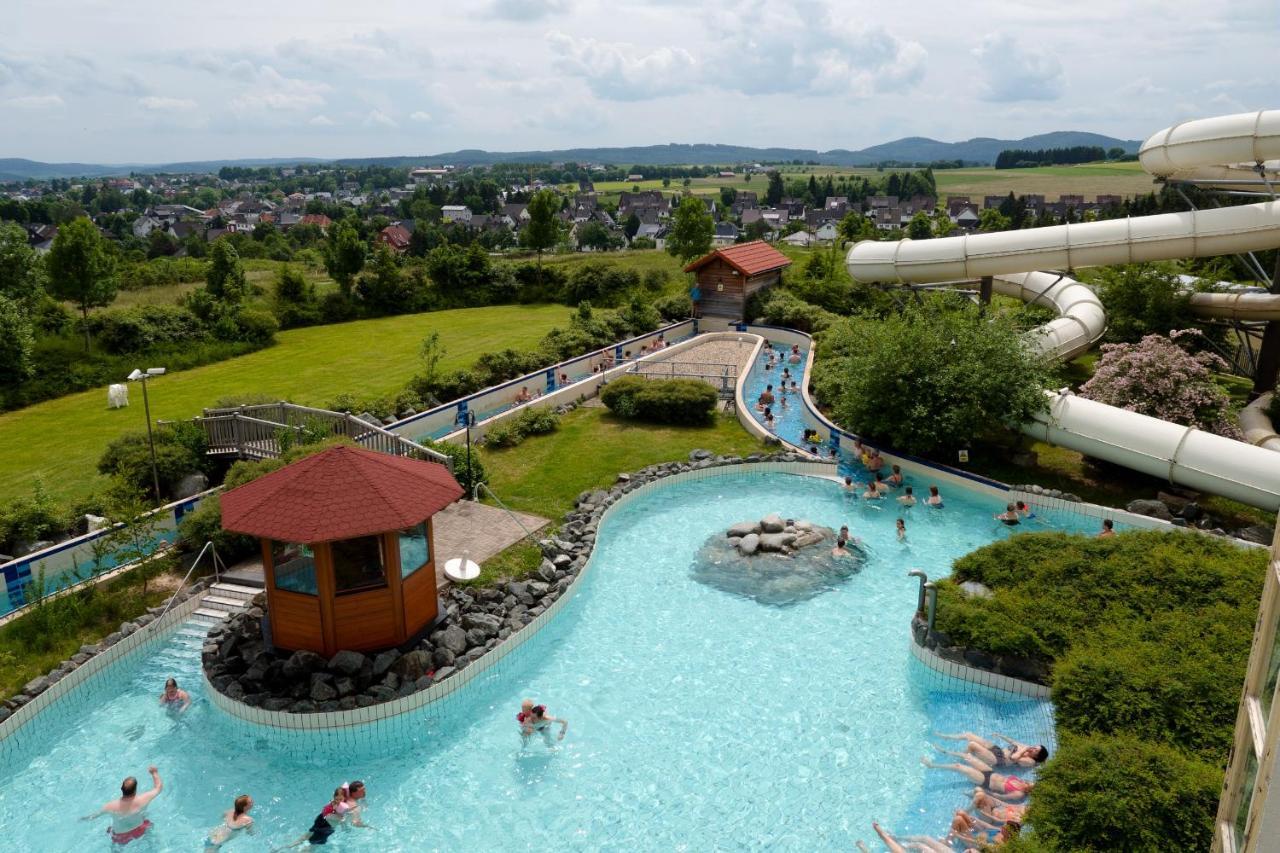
<box><xmin>89</xmin><ymin>683</ymin><xmax>567</xmax><ymax>847</ymax></box>
<box><xmin>865</xmin><ymin>731</ymin><xmax>1049</xmax><ymax>851</ymax></box>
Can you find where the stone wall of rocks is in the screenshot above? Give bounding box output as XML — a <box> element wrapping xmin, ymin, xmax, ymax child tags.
<box><xmin>0</xmin><ymin>578</ymin><xmax>211</xmax><ymax>724</ymax></box>
<box><xmin>910</xmin><ymin>612</ymin><xmax>1050</xmax><ymax>685</ymax></box>
<box><xmin>202</xmin><ymin>450</ymin><xmax>828</xmax><ymax>715</ymax></box>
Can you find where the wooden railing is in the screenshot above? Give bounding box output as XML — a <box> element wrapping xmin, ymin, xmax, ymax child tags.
<box><xmin>195</xmin><ymin>402</ymin><xmax>450</xmax><ymax>466</ymax></box>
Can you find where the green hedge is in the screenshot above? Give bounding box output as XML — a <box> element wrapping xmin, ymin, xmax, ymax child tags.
<box><xmin>601</xmin><ymin>376</ymin><xmax>718</xmax><ymax>425</ymax></box>
<box><xmin>84</xmin><ymin>305</ymin><xmax>207</xmax><ymax>354</ymax></box>
<box><xmin>932</xmin><ymin>530</ymin><xmax>1266</xmax><ymax>850</ymax></box>
<box><xmin>484</xmin><ymin>406</ymin><xmax>561</xmax><ymax>448</ymax></box>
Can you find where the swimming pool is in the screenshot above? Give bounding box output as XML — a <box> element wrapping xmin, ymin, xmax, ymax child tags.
<box><xmin>743</xmin><ymin>343</ymin><xmax>812</xmax><ymax>451</ymax></box>
<box><xmin>0</xmin><ymin>471</ymin><xmax>1075</xmax><ymax>850</ymax></box>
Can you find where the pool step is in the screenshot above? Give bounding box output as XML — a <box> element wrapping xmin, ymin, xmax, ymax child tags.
<box><xmin>209</xmin><ymin>582</ymin><xmax>262</xmax><ymax>599</ymax></box>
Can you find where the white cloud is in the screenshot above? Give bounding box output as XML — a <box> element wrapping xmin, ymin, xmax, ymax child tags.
<box><xmin>308</xmin><ymin>114</ymin><xmax>335</xmax><ymax>126</ymax></box>
<box><xmin>547</xmin><ymin>32</ymin><xmax>698</xmax><ymax>101</ymax></box>
<box><xmin>138</xmin><ymin>96</ymin><xmax>197</xmax><ymax>111</ymax></box>
<box><xmin>229</xmin><ymin>65</ymin><xmax>329</xmax><ymax>113</ymax></box>
<box><xmin>364</xmin><ymin>109</ymin><xmax>398</xmax><ymax>128</ymax></box>
<box><xmin>489</xmin><ymin>0</ymin><xmax>571</xmax><ymax>21</ymax></box>
<box><xmin>409</xmin><ymin>111</ymin><xmax>432</xmax><ymax>122</ymax></box>
<box><xmin>4</xmin><ymin>93</ymin><xmax>64</xmax><ymax>110</ymax></box>
<box><xmin>971</xmin><ymin>33</ymin><xmax>1065</xmax><ymax>102</ymax></box>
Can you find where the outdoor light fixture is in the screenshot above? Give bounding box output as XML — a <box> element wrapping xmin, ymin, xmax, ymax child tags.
<box><xmin>127</xmin><ymin>366</ymin><xmax>167</xmax><ymax>505</ymax></box>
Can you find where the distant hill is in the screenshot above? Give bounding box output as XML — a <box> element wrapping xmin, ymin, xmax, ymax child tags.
<box><xmin>0</xmin><ymin>132</ymin><xmax>1142</xmax><ymax>180</ymax></box>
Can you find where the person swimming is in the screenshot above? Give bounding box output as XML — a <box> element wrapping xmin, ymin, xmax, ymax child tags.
<box><xmin>1015</xmin><ymin>500</ymin><xmax>1035</xmax><ymax>520</ymax></box>
<box><xmin>995</xmin><ymin>503</ymin><xmax>1020</xmax><ymax>526</ymax></box>
<box><xmin>518</xmin><ymin>699</ymin><xmax>568</xmax><ymax>746</ymax></box>
<box><xmin>788</xmin><ymin>344</ymin><xmax>802</xmax><ymax>364</ymax></box>
<box><xmin>887</xmin><ymin>464</ymin><xmax>904</xmax><ymax>487</ymax></box>
<box><xmin>273</xmin><ymin>787</ymin><xmax>351</xmax><ymax>850</ymax></box>
<box><xmin>160</xmin><ymin>677</ymin><xmax>191</xmax><ymax>713</ymax></box>
<box><xmin>831</xmin><ymin>537</ymin><xmax>852</xmax><ymax>557</ymax></box>
<box><xmin>1098</xmin><ymin>518</ymin><xmax>1115</xmax><ymax>538</ymax></box>
<box><xmin>82</xmin><ymin>766</ymin><xmax>163</xmax><ymax>845</ymax></box>
<box><xmin>926</xmin><ymin>485</ymin><xmax>944</xmax><ymax>507</ymax></box>
<box><xmin>205</xmin><ymin>794</ymin><xmax>254</xmax><ymax>851</ymax></box>
<box><xmin>934</xmin><ymin>731</ymin><xmax>1050</xmax><ymax>768</ymax></box>
<box><xmin>921</xmin><ymin>756</ymin><xmax>1033</xmax><ymax>800</ymax></box>
<box><xmin>898</xmin><ymin>486</ymin><xmax>917</xmax><ymax>506</ymax></box>
<box><xmin>843</xmin><ymin>476</ymin><xmax>858</xmax><ymax>493</ymax></box>
<box><xmin>896</xmin><ymin>518</ymin><xmax>906</xmax><ymax>541</ymax></box>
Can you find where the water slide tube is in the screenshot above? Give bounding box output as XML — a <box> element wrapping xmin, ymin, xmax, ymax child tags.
<box><xmin>845</xmin><ymin>110</ymin><xmax>1280</xmax><ymax>510</ymax></box>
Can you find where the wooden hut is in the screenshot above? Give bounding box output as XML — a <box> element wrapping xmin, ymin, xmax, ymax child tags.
<box><xmin>684</xmin><ymin>240</ymin><xmax>792</xmax><ymax>320</ymax></box>
<box><xmin>220</xmin><ymin>445</ymin><xmax>463</xmax><ymax>656</ymax></box>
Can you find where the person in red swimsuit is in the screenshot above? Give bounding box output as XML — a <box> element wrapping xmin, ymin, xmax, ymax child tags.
<box><xmin>82</xmin><ymin>766</ymin><xmax>163</xmax><ymax>844</ymax></box>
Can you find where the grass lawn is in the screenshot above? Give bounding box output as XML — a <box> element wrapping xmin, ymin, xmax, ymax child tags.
<box><xmin>0</xmin><ymin>304</ymin><xmax>572</xmax><ymax>505</ymax></box>
<box><xmin>468</xmin><ymin>406</ymin><xmax>765</xmax><ymax>587</ymax></box>
<box><xmin>934</xmin><ymin>161</ymin><xmax>1153</xmax><ymax>200</ymax></box>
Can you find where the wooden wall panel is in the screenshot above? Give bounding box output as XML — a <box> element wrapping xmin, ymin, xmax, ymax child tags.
<box><xmin>333</xmin><ymin>588</ymin><xmax>398</xmax><ymax>651</ymax></box>
<box><xmin>402</xmin><ymin>564</ymin><xmax>439</xmax><ymax>636</ymax></box>
<box><xmin>268</xmin><ymin>589</ymin><xmax>323</xmax><ymax>653</ymax></box>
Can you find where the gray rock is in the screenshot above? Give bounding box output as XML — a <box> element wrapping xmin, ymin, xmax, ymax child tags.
<box><xmin>289</xmin><ymin>700</ymin><xmax>317</xmax><ymax>714</ymax></box>
<box><xmin>78</xmin><ymin>644</ymin><xmax>101</xmax><ymax>656</ymax></box>
<box><xmin>328</xmin><ymin>650</ymin><xmax>367</xmax><ymax>676</ymax></box>
<box><xmin>959</xmin><ymin>581</ymin><xmax>994</xmax><ymax>599</ymax></box>
<box><xmin>367</xmin><ymin>685</ymin><xmax>396</xmax><ymax>702</ymax></box>
<box><xmin>759</xmin><ymin>514</ymin><xmax>785</xmax><ymax>533</ymax></box>
<box><xmin>225</xmin><ymin>681</ymin><xmax>246</xmax><ymax>701</ymax></box>
<box><xmin>432</xmin><ymin>648</ymin><xmax>456</xmax><ymax>668</ymax></box>
<box><xmin>757</xmin><ymin>532</ymin><xmax>796</xmax><ymax>552</ymax></box>
<box><xmin>727</xmin><ymin>521</ymin><xmax>759</xmax><ymax>538</ymax></box>
<box><xmin>737</xmin><ymin>533</ymin><xmax>760</xmax><ymax>555</ymax></box>
<box><xmin>282</xmin><ymin>650</ymin><xmax>327</xmax><ymax>676</ymax></box>
<box><xmin>23</xmin><ymin>676</ymin><xmax>50</xmax><ymax>696</ymax></box>
<box><xmin>338</xmin><ymin>697</ymin><xmax>357</xmax><ymax>711</ymax></box>
<box><xmin>396</xmin><ymin>680</ymin><xmax>417</xmax><ymax>698</ymax></box>
<box><xmin>371</xmin><ymin>650</ymin><xmax>399</xmax><ymax>677</ymax></box>
<box><xmin>1235</xmin><ymin>524</ymin><xmax>1275</xmax><ymax>544</ymax></box>
<box><xmin>689</xmin><ymin>448</ymin><xmax>713</xmax><ymax>461</ymax></box>
<box><xmin>537</xmin><ymin>560</ymin><xmax>558</xmax><ymax>583</ymax></box>
<box><xmin>309</xmin><ymin>676</ymin><xmax>337</xmax><ymax>702</ymax></box>
<box><xmin>119</xmin><ymin>621</ymin><xmax>139</xmax><ymax>637</ymax></box>
<box><xmin>174</xmin><ymin>472</ymin><xmax>209</xmax><ymax>499</ymax></box>
<box><xmin>465</xmin><ymin>628</ymin><xmax>487</xmax><ymax>647</ymax></box>
<box><xmin>462</xmin><ymin>612</ymin><xmax>501</xmax><ymax>634</ymax></box>
<box><xmin>433</xmin><ymin>665</ymin><xmax>456</xmax><ymax>682</ymax></box>
<box><xmin>440</xmin><ymin>625</ymin><xmax>467</xmax><ymax>655</ymax></box>
<box><xmin>1126</xmin><ymin>499</ymin><xmax>1172</xmax><ymax>521</ymax></box>
<box><xmin>334</xmin><ymin>677</ymin><xmax>356</xmax><ymax>697</ymax></box>
<box><xmin>414</xmin><ymin>675</ymin><xmax>434</xmax><ymax>691</ymax></box>
<box><xmin>262</xmin><ymin>697</ymin><xmax>293</xmax><ymax>712</ymax></box>
<box><xmin>103</xmin><ymin>631</ymin><xmax>123</xmax><ymax>646</ymax></box>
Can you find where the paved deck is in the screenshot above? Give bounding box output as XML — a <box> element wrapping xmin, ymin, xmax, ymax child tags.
<box><xmin>217</xmin><ymin>500</ymin><xmax>549</xmax><ymax>589</ymax></box>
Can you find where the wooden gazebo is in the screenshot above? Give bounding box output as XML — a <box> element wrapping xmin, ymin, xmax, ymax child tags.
<box><xmin>684</xmin><ymin>240</ymin><xmax>792</xmax><ymax>320</ymax></box>
<box><xmin>220</xmin><ymin>445</ymin><xmax>463</xmax><ymax>656</ymax></box>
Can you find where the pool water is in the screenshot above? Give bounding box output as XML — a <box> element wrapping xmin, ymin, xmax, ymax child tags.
<box><xmin>744</xmin><ymin>344</ymin><xmax>811</xmax><ymax>450</ymax></box>
<box><xmin>0</xmin><ymin>472</ymin><xmax>1078</xmax><ymax>851</ymax></box>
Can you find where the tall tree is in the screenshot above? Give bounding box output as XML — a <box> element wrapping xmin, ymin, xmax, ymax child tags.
<box><xmin>623</xmin><ymin>213</ymin><xmax>641</xmax><ymax>242</ymax></box>
<box><xmin>0</xmin><ymin>221</ymin><xmax>44</xmax><ymax>306</ymax></box>
<box><xmin>520</xmin><ymin>189</ymin><xmax>561</xmax><ymax>284</ymax></box>
<box><xmin>324</xmin><ymin>220</ymin><xmax>366</xmax><ymax>297</ymax></box>
<box><xmin>666</xmin><ymin>196</ymin><xmax>714</xmax><ymax>262</ymax></box>
<box><xmin>0</xmin><ymin>294</ymin><xmax>34</xmax><ymax>384</ymax></box>
<box><xmin>206</xmin><ymin>239</ymin><xmax>247</xmax><ymax>302</ymax></box>
<box><xmin>906</xmin><ymin>211</ymin><xmax>933</xmax><ymax>240</ymax></box>
<box><xmin>765</xmin><ymin>171</ymin><xmax>784</xmax><ymax>206</ymax></box>
<box><xmin>46</xmin><ymin>217</ymin><xmax>117</xmax><ymax>351</ymax></box>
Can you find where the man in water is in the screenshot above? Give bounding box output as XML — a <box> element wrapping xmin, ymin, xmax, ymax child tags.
<box><xmin>518</xmin><ymin>699</ymin><xmax>568</xmax><ymax>746</ymax></box>
<box><xmin>83</xmin><ymin>766</ymin><xmax>163</xmax><ymax>845</ymax></box>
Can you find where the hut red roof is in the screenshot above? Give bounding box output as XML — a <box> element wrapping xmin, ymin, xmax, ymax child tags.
<box><xmin>220</xmin><ymin>445</ymin><xmax>463</xmax><ymax>543</ymax></box>
<box><xmin>683</xmin><ymin>240</ymin><xmax>793</xmax><ymax>276</ymax></box>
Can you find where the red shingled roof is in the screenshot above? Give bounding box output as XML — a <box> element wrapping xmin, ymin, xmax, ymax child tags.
<box><xmin>220</xmin><ymin>445</ymin><xmax>463</xmax><ymax>543</ymax></box>
<box><xmin>683</xmin><ymin>240</ymin><xmax>793</xmax><ymax>277</ymax></box>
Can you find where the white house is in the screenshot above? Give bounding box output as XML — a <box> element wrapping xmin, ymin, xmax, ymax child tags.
<box><xmin>442</xmin><ymin>205</ymin><xmax>473</xmax><ymax>224</ymax></box>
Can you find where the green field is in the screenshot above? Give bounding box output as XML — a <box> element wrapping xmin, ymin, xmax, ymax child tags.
<box><xmin>0</xmin><ymin>304</ymin><xmax>572</xmax><ymax>504</ymax></box>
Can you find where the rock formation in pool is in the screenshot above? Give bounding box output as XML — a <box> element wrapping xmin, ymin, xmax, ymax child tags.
<box><xmin>690</xmin><ymin>513</ymin><xmax>862</xmax><ymax>606</ymax></box>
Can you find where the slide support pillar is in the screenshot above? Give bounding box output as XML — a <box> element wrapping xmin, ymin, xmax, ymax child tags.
<box><xmin>979</xmin><ymin>275</ymin><xmax>993</xmax><ymax>308</ymax></box>
<box><xmin>1251</xmin><ymin>254</ymin><xmax>1280</xmax><ymax>398</ymax></box>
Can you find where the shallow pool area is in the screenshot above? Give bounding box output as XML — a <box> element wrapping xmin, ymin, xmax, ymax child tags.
<box><xmin>0</xmin><ymin>471</ymin><xmax>1082</xmax><ymax>850</ymax></box>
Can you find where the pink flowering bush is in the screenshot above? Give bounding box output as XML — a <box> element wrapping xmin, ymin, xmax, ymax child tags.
<box><xmin>1081</xmin><ymin>330</ymin><xmax>1242</xmax><ymax>439</ymax></box>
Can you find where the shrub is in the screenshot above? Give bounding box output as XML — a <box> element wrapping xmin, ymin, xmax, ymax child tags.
<box><xmin>1024</xmin><ymin>733</ymin><xmax>1221</xmax><ymax>852</ymax></box>
<box><xmin>654</xmin><ymin>292</ymin><xmax>693</xmax><ymax>321</ymax></box>
<box><xmin>485</xmin><ymin>406</ymin><xmax>562</xmax><ymax>448</ymax></box>
<box><xmin>563</xmin><ymin>262</ymin><xmax>641</xmax><ymax>307</ymax></box>
<box><xmin>85</xmin><ymin>305</ymin><xmax>207</xmax><ymax>354</ymax></box>
<box><xmin>423</xmin><ymin>438</ymin><xmax>485</xmax><ymax>492</ymax></box>
<box><xmin>0</xmin><ymin>294</ymin><xmax>34</xmax><ymax>384</ymax></box>
<box><xmin>482</xmin><ymin>422</ymin><xmax>521</xmax><ymax>448</ymax></box>
<box><xmin>473</xmin><ymin>348</ymin><xmax>544</xmax><ymax>385</ymax></box>
<box><xmin>409</xmin><ymin>369</ymin><xmax>483</xmax><ymax>406</ymax></box>
<box><xmin>811</xmin><ymin>303</ymin><xmax>1053</xmax><ymax>454</ymax></box>
<box><xmin>319</xmin><ymin>291</ymin><xmax>358</xmax><ymax>323</ymax></box>
<box><xmin>1087</xmin><ymin>262</ymin><xmax>1197</xmax><ymax>343</ymax></box>
<box><xmin>754</xmin><ymin>290</ymin><xmax>837</xmax><ymax>333</ymax></box>
<box><xmin>97</xmin><ymin>423</ymin><xmax>209</xmax><ymax>501</ymax></box>
<box><xmin>0</xmin><ymin>482</ymin><xmax>69</xmax><ymax>554</ymax></box>
<box><xmin>1080</xmin><ymin>330</ymin><xmax>1241</xmax><ymax>438</ymax></box>
<box><xmin>601</xmin><ymin>376</ymin><xmax>717</xmax><ymax>425</ymax></box>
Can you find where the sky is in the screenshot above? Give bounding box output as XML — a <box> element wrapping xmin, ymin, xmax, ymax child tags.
<box><xmin>0</xmin><ymin>0</ymin><xmax>1276</xmax><ymax>164</ymax></box>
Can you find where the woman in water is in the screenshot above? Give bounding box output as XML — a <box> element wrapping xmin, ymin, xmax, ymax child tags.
<box><xmin>159</xmin><ymin>677</ymin><xmax>191</xmax><ymax>713</ymax></box>
<box><xmin>972</xmin><ymin>788</ymin><xmax>1028</xmax><ymax>823</ymax></box>
<box><xmin>518</xmin><ymin>700</ymin><xmax>568</xmax><ymax>746</ymax></box>
<box><xmin>788</xmin><ymin>344</ymin><xmax>802</xmax><ymax>364</ymax></box>
<box><xmin>995</xmin><ymin>504</ymin><xmax>1020</xmax><ymax>526</ymax></box>
<box><xmin>935</xmin><ymin>731</ymin><xmax>1050</xmax><ymax>768</ymax></box>
<box><xmin>763</xmin><ymin>408</ymin><xmax>776</xmax><ymax>431</ymax></box>
<box><xmin>896</xmin><ymin>518</ymin><xmax>906</xmax><ymax>541</ymax></box>
<box><xmin>921</xmin><ymin>756</ymin><xmax>1033</xmax><ymax>800</ymax></box>
<box><xmin>273</xmin><ymin>788</ymin><xmax>348</xmax><ymax>850</ymax></box>
<box><xmin>205</xmin><ymin>795</ymin><xmax>254</xmax><ymax>850</ymax></box>
<box><xmin>1015</xmin><ymin>500</ymin><xmax>1035</xmax><ymax>520</ymax></box>
<box><xmin>887</xmin><ymin>464</ymin><xmax>904</xmax><ymax>487</ymax></box>
<box><xmin>926</xmin><ymin>485</ymin><xmax>944</xmax><ymax>507</ymax></box>
<box><xmin>869</xmin><ymin>822</ymin><xmax>968</xmax><ymax>853</ymax></box>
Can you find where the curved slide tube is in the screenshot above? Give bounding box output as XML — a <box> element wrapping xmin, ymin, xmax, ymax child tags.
<box><xmin>846</xmin><ymin>110</ymin><xmax>1280</xmax><ymax>510</ymax></box>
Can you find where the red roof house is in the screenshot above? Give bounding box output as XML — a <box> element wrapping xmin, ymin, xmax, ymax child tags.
<box><xmin>299</xmin><ymin>213</ymin><xmax>332</xmax><ymax>232</ymax></box>
<box><xmin>683</xmin><ymin>240</ymin><xmax>792</xmax><ymax>320</ymax></box>
<box><xmin>377</xmin><ymin>224</ymin><xmax>412</xmax><ymax>253</ymax></box>
<box><xmin>221</xmin><ymin>445</ymin><xmax>463</xmax><ymax>655</ymax></box>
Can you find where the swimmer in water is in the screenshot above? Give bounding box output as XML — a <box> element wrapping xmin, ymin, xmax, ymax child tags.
<box><xmin>205</xmin><ymin>794</ymin><xmax>254</xmax><ymax>851</ymax></box>
<box><xmin>273</xmin><ymin>786</ymin><xmax>363</xmax><ymax>850</ymax></box>
<box><xmin>921</xmin><ymin>756</ymin><xmax>1033</xmax><ymax>800</ymax></box>
<box><xmin>82</xmin><ymin>766</ymin><xmax>163</xmax><ymax>845</ymax></box>
<box><xmin>843</xmin><ymin>476</ymin><xmax>858</xmax><ymax>494</ymax></box>
<box><xmin>518</xmin><ymin>699</ymin><xmax>568</xmax><ymax>746</ymax></box>
<box><xmin>898</xmin><ymin>486</ymin><xmax>917</xmax><ymax>506</ymax></box>
<box><xmin>896</xmin><ymin>518</ymin><xmax>906</xmax><ymax>541</ymax></box>
<box><xmin>1015</xmin><ymin>500</ymin><xmax>1035</xmax><ymax>520</ymax></box>
<box><xmin>995</xmin><ymin>503</ymin><xmax>1020</xmax><ymax>526</ymax></box>
<box><xmin>160</xmin><ymin>677</ymin><xmax>191</xmax><ymax>713</ymax></box>
<box><xmin>934</xmin><ymin>731</ymin><xmax>1050</xmax><ymax>768</ymax></box>
<box><xmin>887</xmin><ymin>464</ymin><xmax>904</xmax><ymax>487</ymax></box>
<box><xmin>926</xmin><ymin>485</ymin><xmax>944</xmax><ymax>507</ymax></box>
<box><xmin>1098</xmin><ymin>518</ymin><xmax>1115</xmax><ymax>538</ymax></box>
<box><xmin>832</xmin><ymin>537</ymin><xmax>852</xmax><ymax>557</ymax></box>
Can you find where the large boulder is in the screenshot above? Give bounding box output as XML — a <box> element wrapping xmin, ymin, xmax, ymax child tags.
<box><xmin>174</xmin><ymin>472</ymin><xmax>209</xmax><ymax>499</ymax></box>
<box><xmin>371</xmin><ymin>650</ymin><xmax>399</xmax><ymax>678</ymax></box>
<box><xmin>328</xmin><ymin>650</ymin><xmax>367</xmax><ymax>676</ymax></box>
<box><xmin>757</xmin><ymin>532</ymin><xmax>797</xmax><ymax>553</ymax></box>
<box><xmin>462</xmin><ymin>612</ymin><xmax>501</xmax><ymax>635</ymax></box>
<box><xmin>737</xmin><ymin>533</ymin><xmax>760</xmax><ymax>556</ymax></box>
<box><xmin>391</xmin><ymin>650</ymin><xmax>432</xmax><ymax>681</ymax></box>
<box><xmin>727</xmin><ymin>521</ymin><xmax>759</xmax><ymax>538</ymax></box>
<box><xmin>759</xmin><ymin>514</ymin><xmax>785</xmax><ymax>533</ymax></box>
<box><xmin>440</xmin><ymin>625</ymin><xmax>468</xmax><ymax>655</ymax></box>
<box><xmin>1125</xmin><ymin>499</ymin><xmax>1173</xmax><ymax>521</ymax></box>
<box><xmin>282</xmin><ymin>650</ymin><xmax>327</xmax><ymax>681</ymax></box>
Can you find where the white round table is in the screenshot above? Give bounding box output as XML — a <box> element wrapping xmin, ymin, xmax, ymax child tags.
<box><xmin>443</xmin><ymin>556</ymin><xmax>481</xmax><ymax>583</ymax></box>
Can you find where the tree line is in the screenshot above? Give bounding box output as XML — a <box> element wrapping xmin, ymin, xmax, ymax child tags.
<box><xmin>994</xmin><ymin>145</ymin><xmax>1121</xmax><ymax>169</ymax></box>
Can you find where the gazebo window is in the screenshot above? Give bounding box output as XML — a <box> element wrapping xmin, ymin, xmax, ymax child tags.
<box><xmin>273</xmin><ymin>541</ymin><xmax>317</xmax><ymax>595</ymax></box>
<box><xmin>399</xmin><ymin>522</ymin><xmax>430</xmax><ymax>579</ymax></box>
<box><xmin>332</xmin><ymin>535</ymin><xmax>387</xmax><ymax>594</ymax></box>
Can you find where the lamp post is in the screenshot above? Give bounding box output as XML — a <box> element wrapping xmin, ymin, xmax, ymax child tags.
<box><xmin>127</xmin><ymin>367</ymin><xmax>166</xmax><ymax>505</ymax></box>
<box><xmin>462</xmin><ymin>409</ymin><xmax>477</xmax><ymax>499</ymax></box>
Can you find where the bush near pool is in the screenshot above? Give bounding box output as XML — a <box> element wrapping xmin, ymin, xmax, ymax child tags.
<box><xmin>600</xmin><ymin>376</ymin><xmax>718</xmax><ymax>425</ymax></box>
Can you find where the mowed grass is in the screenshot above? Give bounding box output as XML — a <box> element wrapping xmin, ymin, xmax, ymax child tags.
<box><xmin>483</xmin><ymin>406</ymin><xmax>765</xmax><ymax>519</ymax></box>
<box><xmin>934</xmin><ymin>161</ymin><xmax>1154</xmax><ymax>200</ymax></box>
<box><xmin>0</xmin><ymin>304</ymin><xmax>572</xmax><ymax>504</ymax></box>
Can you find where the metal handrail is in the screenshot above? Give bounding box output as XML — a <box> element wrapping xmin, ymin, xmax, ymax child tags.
<box><xmin>155</xmin><ymin>540</ymin><xmax>225</xmax><ymax>625</ymax></box>
<box><xmin>473</xmin><ymin>482</ymin><xmax>539</xmax><ymax>542</ymax></box>
<box><xmin>908</xmin><ymin>569</ymin><xmax>928</xmax><ymax>614</ymax></box>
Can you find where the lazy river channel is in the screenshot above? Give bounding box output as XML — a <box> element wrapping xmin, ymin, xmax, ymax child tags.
<box><xmin>0</xmin><ymin>471</ymin><xmax>1079</xmax><ymax>850</ymax></box>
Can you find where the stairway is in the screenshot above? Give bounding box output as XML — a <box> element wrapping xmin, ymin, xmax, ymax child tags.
<box><xmin>191</xmin><ymin>579</ymin><xmax>262</xmax><ymax>626</ymax></box>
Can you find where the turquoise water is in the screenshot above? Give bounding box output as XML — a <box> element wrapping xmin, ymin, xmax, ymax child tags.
<box><xmin>0</xmin><ymin>472</ymin><xmax>1079</xmax><ymax>850</ymax></box>
<box><xmin>745</xmin><ymin>344</ymin><xmax>811</xmax><ymax>450</ymax></box>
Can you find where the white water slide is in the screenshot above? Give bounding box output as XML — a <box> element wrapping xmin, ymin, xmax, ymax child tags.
<box><xmin>846</xmin><ymin>110</ymin><xmax>1280</xmax><ymax>510</ymax></box>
